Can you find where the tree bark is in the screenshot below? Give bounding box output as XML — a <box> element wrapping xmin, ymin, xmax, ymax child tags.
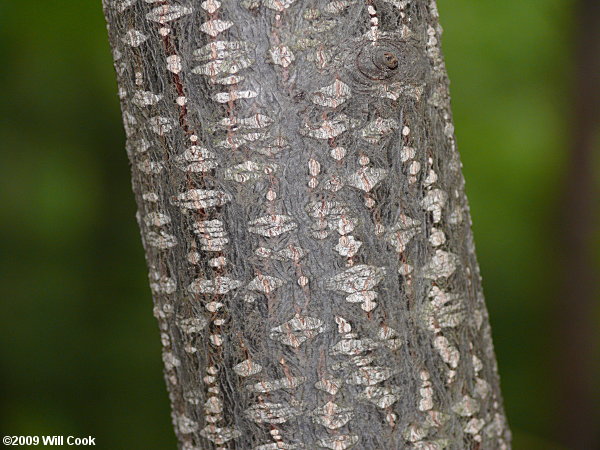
<box><xmin>102</xmin><ymin>1</ymin><xmax>510</xmax><ymax>448</ymax></box>
<box><xmin>557</xmin><ymin>0</ymin><xmax>600</xmax><ymax>447</ymax></box>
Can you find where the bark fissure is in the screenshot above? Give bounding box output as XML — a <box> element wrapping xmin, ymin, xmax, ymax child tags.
<box><xmin>103</xmin><ymin>0</ymin><xmax>510</xmax><ymax>448</ymax></box>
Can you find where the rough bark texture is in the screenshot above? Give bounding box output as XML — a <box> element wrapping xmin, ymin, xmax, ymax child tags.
<box><xmin>102</xmin><ymin>1</ymin><xmax>510</xmax><ymax>448</ymax></box>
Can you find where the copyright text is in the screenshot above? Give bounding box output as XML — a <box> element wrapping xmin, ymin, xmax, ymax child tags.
<box><xmin>3</xmin><ymin>435</ymin><xmax>96</xmax><ymax>446</ymax></box>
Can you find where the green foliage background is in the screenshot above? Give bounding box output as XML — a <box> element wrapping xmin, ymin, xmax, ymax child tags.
<box><xmin>0</xmin><ymin>1</ymin><xmax>594</xmax><ymax>448</ymax></box>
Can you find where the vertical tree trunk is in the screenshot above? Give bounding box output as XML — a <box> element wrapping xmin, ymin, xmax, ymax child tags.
<box><xmin>557</xmin><ymin>0</ymin><xmax>600</xmax><ymax>447</ymax></box>
<box><xmin>102</xmin><ymin>1</ymin><xmax>510</xmax><ymax>448</ymax></box>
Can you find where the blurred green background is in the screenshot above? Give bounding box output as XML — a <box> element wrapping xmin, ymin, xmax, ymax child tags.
<box><xmin>0</xmin><ymin>1</ymin><xmax>597</xmax><ymax>449</ymax></box>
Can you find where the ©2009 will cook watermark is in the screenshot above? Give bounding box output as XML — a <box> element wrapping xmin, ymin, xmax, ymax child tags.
<box><xmin>3</xmin><ymin>435</ymin><xmax>96</xmax><ymax>446</ymax></box>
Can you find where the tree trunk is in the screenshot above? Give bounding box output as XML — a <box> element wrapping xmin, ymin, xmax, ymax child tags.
<box><xmin>102</xmin><ymin>1</ymin><xmax>510</xmax><ymax>448</ymax></box>
<box><xmin>557</xmin><ymin>0</ymin><xmax>600</xmax><ymax>447</ymax></box>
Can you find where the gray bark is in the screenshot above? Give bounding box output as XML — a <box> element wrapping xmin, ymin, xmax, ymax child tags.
<box><xmin>102</xmin><ymin>0</ymin><xmax>510</xmax><ymax>448</ymax></box>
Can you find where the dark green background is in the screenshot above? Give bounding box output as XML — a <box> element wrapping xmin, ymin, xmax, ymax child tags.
<box><xmin>0</xmin><ymin>1</ymin><xmax>597</xmax><ymax>449</ymax></box>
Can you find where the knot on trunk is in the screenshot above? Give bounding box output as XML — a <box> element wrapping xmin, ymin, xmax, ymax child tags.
<box><xmin>354</xmin><ymin>39</ymin><xmax>426</xmax><ymax>83</ymax></box>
